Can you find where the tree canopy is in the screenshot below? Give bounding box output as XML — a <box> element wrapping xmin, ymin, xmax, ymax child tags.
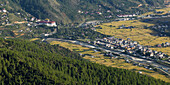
<box><xmin>0</xmin><ymin>38</ymin><xmax>169</xmax><ymax>84</ymax></box>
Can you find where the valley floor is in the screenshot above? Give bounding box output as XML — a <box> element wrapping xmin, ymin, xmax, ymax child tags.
<box><xmin>96</xmin><ymin>19</ymin><xmax>170</xmax><ymax>56</ymax></box>
<box><xmin>47</xmin><ymin>39</ymin><xmax>170</xmax><ymax>83</ymax></box>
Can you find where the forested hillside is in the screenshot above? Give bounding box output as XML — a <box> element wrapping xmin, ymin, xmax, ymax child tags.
<box><xmin>2</xmin><ymin>0</ymin><xmax>165</xmax><ymax>23</ymax></box>
<box><xmin>0</xmin><ymin>38</ymin><xmax>169</xmax><ymax>84</ymax></box>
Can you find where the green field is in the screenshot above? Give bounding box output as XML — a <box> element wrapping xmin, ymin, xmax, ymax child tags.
<box><xmin>50</xmin><ymin>41</ymin><xmax>170</xmax><ymax>82</ymax></box>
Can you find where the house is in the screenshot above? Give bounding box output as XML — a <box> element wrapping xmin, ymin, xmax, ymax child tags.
<box><xmin>157</xmin><ymin>53</ymin><xmax>164</xmax><ymax>59</ymax></box>
<box><xmin>18</xmin><ymin>30</ymin><xmax>23</xmax><ymax>32</ymax></box>
<box><xmin>0</xmin><ymin>31</ymin><xmax>2</xmax><ymax>35</ymax></box>
<box><xmin>149</xmin><ymin>68</ymin><xmax>153</xmax><ymax>70</ymax></box>
<box><xmin>150</xmin><ymin>52</ymin><xmax>154</xmax><ymax>57</ymax></box>
<box><xmin>41</xmin><ymin>33</ymin><xmax>50</xmax><ymax>37</ymax></box>
<box><xmin>78</xmin><ymin>10</ymin><xmax>83</xmax><ymax>13</ymax></box>
<box><xmin>133</xmin><ymin>41</ymin><xmax>138</xmax><ymax>45</ymax></box>
<box><xmin>138</xmin><ymin>4</ymin><xmax>143</xmax><ymax>7</ymax></box>
<box><xmin>107</xmin><ymin>10</ymin><xmax>111</xmax><ymax>13</ymax></box>
<box><xmin>14</xmin><ymin>21</ymin><xmax>27</xmax><ymax>24</ymax></box>
<box><xmin>36</xmin><ymin>19</ymin><xmax>41</xmax><ymax>22</ymax></box>
<box><xmin>165</xmin><ymin>42</ymin><xmax>170</xmax><ymax>46</ymax></box>
<box><xmin>91</xmin><ymin>56</ymin><xmax>95</xmax><ymax>58</ymax></box>
<box><xmin>44</xmin><ymin>34</ymin><xmax>50</xmax><ymax>37</ymax></box>
<box><xmin>36</xmin><ymin>21</ymin><xmax>57</xmax><ymax>27</ymax></box>
<box><xmin>126</xmin><ymin>59</ymin><xmax>130</xmax><ymax>63</ymax></box>
<box><xmin>2</xmin><ymin>8</ymin><xmax>7</xmax><ymax>13</ymax></box>
<box><xmin>110</xmin><ymin>46</ymin><xmax>114</xmax><ymax>49</ymax></box>
<box><xmin>31</xmin><ymin>17</ymin><xmax>35</xmax><ymax>21</ymax></box>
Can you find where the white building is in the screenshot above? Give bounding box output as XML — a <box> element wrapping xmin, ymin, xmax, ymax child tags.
<box><xmin>2</xmin><ymin>8</ymin><xmax>7</xmax><ymax>13</ymax></box>
<box><xmin>36</xmin><ymin>21</ymin><xmax>57</xmax><ymax>27</ymax></box>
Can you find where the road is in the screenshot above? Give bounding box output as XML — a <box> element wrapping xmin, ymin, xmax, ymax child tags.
<box><xmin>45</xmin><ymin>38</ymin><xmax>170</xmax><ymax>76</ymax></box>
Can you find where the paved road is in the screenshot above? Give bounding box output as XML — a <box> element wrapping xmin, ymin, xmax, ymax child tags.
<box><xmin>45</xmin><ymin>38</ymin><xmax>170</xmax><ymax>76</ymax></box>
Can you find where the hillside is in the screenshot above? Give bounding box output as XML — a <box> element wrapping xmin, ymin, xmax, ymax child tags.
<box><xmin>1</xmin><ymin>0</ymin><xmax>165</xmax><ymax>24</ymax></box>
<box><xmin>0</xmin><ymin>38</ymin><xmax>169</xmax><ymax>84</ymax></box>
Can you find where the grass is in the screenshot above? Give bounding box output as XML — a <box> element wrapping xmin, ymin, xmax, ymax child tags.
<box><xmin>96</xmin><ymin>19</ymin><xmax>170</xmax><ymax>55</ymax></box>
<box><xmin>8</xmin><ymin>13</ymin><xmax>24</xmax><ymax>23</ymax></box>
<box><xmin>30</xmin><ymin>38</ymin><xmax>41</xmax><ymax>41</ymax></box>
<box><xmin>50</xmin><ymin>40</ymin><xmax>170</xmax><ymax>82</ymax></box>
<box><xmin>50</xmin><ymin>41</ymin><xmax>89</xmax><ymax>52</ymax></box>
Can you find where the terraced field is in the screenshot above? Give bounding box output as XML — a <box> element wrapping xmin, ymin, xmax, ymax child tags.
<box><xmin>141</xmin><ymin>7</ymin><xmax>170</xmax><ymax>16</ymax></box>
<box><xmin>96</xmin><ymin>19</ymin><xmax>170</xmax><ymax>55</ymax></box>
<box><xmin>50</xmin><ymin>40</ymin><xmax>170</xmax><ymax>82</ymax></box>
<box><xmin>150</xmin><ymin>47</ymin><xmax>170</xmax><ymax>56</ymax></box>
<box><xmin>30</xmin><ymin>38</ymin><xmax>41</xmax><ymax>41</ymax></box>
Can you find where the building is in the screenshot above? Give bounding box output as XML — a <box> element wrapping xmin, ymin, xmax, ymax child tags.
<box><xmin>14</xmin><ymin>21</ymin><xmax>27</xmax><ymax>24</ymax></box>
<box><xmin>2</xmin><ymin>8</ymin><xmax>7</xmax><ymax>13</ymax></box>
<box><xmin>36</xmin><ymin>21</ymin><xmax>57</xmax><ymax>27</ymax></box>
<box><xmin>31</xmin><ymin>17</ymin><xmax>35</xmax><ymax>21</ymax></box>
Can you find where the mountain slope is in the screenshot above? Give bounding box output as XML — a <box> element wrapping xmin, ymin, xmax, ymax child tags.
<box><xmin>4</xmin><ymin>0</ymin><xmax>165</xmax><ymax>24</ymax></box>
<box><xmin>0</xmin><ymin>38</ymin><xmax>169</xmax><ymax>84</ymax></box>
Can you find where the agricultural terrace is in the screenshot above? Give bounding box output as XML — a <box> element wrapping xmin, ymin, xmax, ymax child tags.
<box><xmin>141</xmin><ymin>7</ymin><xmax>170</xmax><ymax>16</ymax></box>
<box><xmin>96</xmin><ymin>20</ymin><xmax>170</xmax><ymax>55</ymax></box>
<box><xmin>30</xmin><ymin>38</ymin><xmax>41</xmax><ymax>41</ymax></box>
<box><xmin>150</xmin><ymin>47</ymin><xmax>170</xmax><ymax>56</ymax></box>
<box><xmin>50</xmin><ymin>41</ymin><xmax>170</xmax><ymax>82</ymax></box>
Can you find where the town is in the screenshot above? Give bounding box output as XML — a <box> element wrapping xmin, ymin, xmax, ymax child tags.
<box><xmin>94</xmin><ymin>37</ymin><xmax>169</xmax><ymax>60</ymax></box>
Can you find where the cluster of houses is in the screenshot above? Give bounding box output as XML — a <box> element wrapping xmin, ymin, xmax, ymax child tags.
<box><xmin>118</xmin><ymin>25</ymin><xmax>135</xmax><ymax>29</ymax></box>
<box><xmin>150</xmin><ymin>24</ymin><xmax>169</xmax><ymax>37</ymax></box>
<box><xmin>117</xmin><ymin>14</ymin><xmax>137</xmax><ymax>18</ymax></box>
<box><xmin>0</xmin><ymin>10</ymin><xmax>9</xmax><ymax>25</ymax></box>
<box><xmin>77</xmin><ymin>5</ymin><xmax>126</xmax><ymax>19</ymax></box>
<box><xmin>78</xmin><ymin>10</ymin><xmax>117</xmax><ymax>19</ymax></box>
<box><xmin>78</xmin><ymin>9</ymin><xmax>138</xmax><ymax>20</ymax></box>
<box><xmin>115</xmin><ymin>18</ymin><xmax>136</xmax><ymax>21</ymax></box>
<box><xmin>156</xmin><ymin>42</ymin><xmax>170</xmax><ymax>47</ymax></box>
<box><xmin>78</xmin><ymin>10</ymin><xmax>103</xmax><ymax>15</ymax></box>
<box><xmin>77</xmin><ymin>5</ymin><xmax>113</xmax><ymax>16</ymax></box>
<box><xmin>93</xmin><ymin>37</ymin><xmax>169</xmax><ymax>60</ymax></box>
<box><xmin>0</xmin><ymin>7</ymin><xmax>57</xmax><ymax>38</ymax></box>
<box><xmin>151</xmin><ymin>24</ymin><xmax>169</xmax><ymax>32</ymax></box>
<box><xmin>29</xmin><ymin>18</ymin><xmax>57</xmax><ymax>27</ymax></box>
<box><xmin>138</xmin><ymin>11</ymin><xmax>170</xmax><ymax>19</ymax></box>
<box><xmin>81</xmin><ymin>21</ymin><xmax>101</xmax><ymax>27</ymax></box>
<box><xmin>0</xmin><ymin>7</ymin><xmax>32</xmax><ymax>26</ymax></box>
